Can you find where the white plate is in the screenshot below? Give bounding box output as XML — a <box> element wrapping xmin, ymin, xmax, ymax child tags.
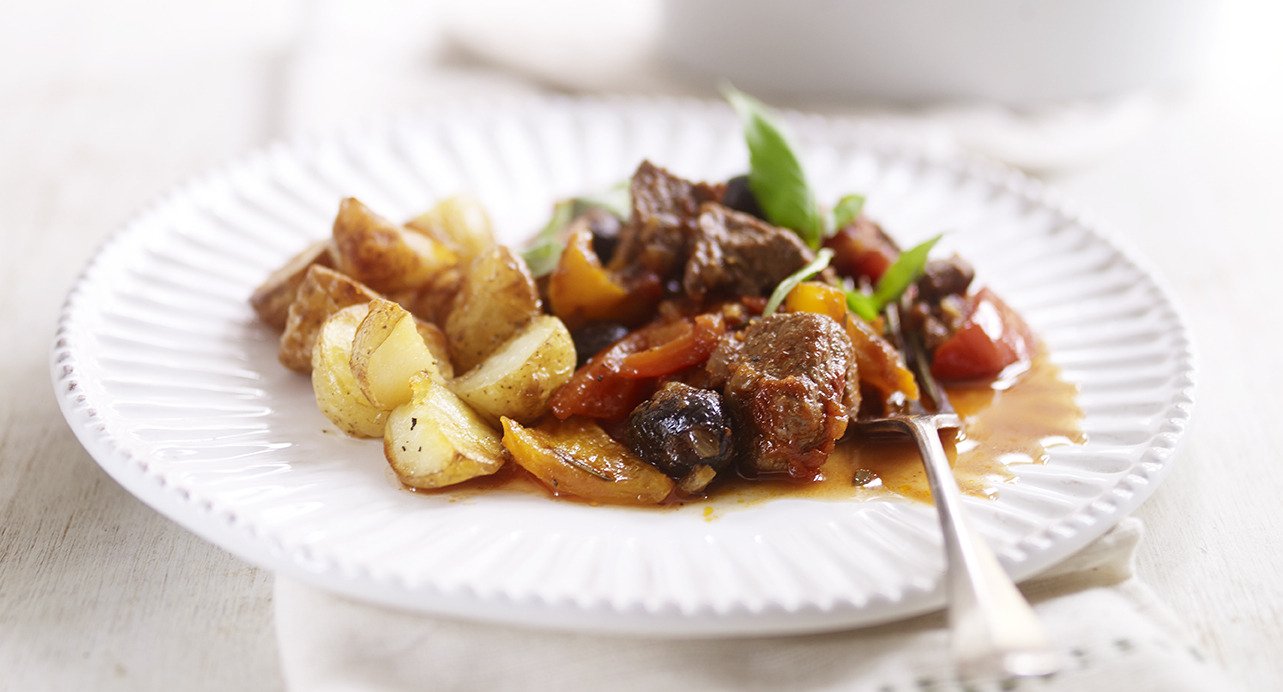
<box><xmin>52</xmin><ymin>97</ymin><xmax>1195</xmax><ymax>636</ymax></box>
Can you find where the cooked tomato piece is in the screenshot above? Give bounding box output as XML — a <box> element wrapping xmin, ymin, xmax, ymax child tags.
<box><xmin>931</xmin><ymin>288</ymin><xmax>1033</xmax><ymax>381</ymax></box>
<box><xmin>825</xmin><ymin>218</ymin><xmax>899</xmax><ymax>282</ymax></box>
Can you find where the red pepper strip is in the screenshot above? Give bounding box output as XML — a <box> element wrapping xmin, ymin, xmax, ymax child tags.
<box><xmin>617</xmin><ymin>314</ymin><xmax>726</xmax><ymax>378</ymax></box>
<box><xmin>550</xmin><ymin>331</ymin><xmax>654</xmax><ymax>421</ymax></box>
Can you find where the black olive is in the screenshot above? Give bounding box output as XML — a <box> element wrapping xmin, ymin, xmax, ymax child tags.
<box><xmin>720</xmin><ymin>174</ymin><xmax>765</xmax><ymax>220</ymax></box>
<box><xmin>627</xmin><ymin>382</ymin><xmax>735</xmax><ymax>491</ymax></box>
<box><xmin>570</xmin><ymin>322</ymin><xmax>630</xmax><ymax>366</ymax></box>
<box><xmin>577</xmin><ymin>207</ymin><xmax>623</xmax><ymax>265</ymax></box>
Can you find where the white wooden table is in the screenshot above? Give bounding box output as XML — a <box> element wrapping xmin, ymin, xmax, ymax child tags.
<box><xmin>3</xmin><ymin>2</ymin><xmax>1281</xmax><ymax>690</ymax></box>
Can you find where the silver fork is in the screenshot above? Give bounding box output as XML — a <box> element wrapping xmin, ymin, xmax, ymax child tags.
<box><xmin>853</xmin><ymin>302</ymin><xmax>1061</xmax><ymax>680</ymax></box>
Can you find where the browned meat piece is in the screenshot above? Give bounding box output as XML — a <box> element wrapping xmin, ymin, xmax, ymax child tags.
<box><xmin>682</xmin><ymin>204</ymin><xmax>813</xmax><ymax>301</ymax></box>
<box><xmin>610</xmin><ymin>160</ymin><xmax>720</xmax><ymax>278</ymax></box>
<box><xmin>917</xmin><ymin>254</ymin><xmax>975</xmax><ymax>302</ymax></box>
<box><xmin>711</xmin><ymin>312</ymin><xmax>857</xmax><ymax>478</ymax></box>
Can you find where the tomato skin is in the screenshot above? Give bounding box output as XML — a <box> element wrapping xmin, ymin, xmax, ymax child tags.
<box><xmin>931</xmin><ymin>288</ymin><xmax>1034</xmax><ymax>381</ymax></box>
<box><xmin>825</xmin><ymin>219</ymin><xmax>898</xmax><ymax>282</ymax></box>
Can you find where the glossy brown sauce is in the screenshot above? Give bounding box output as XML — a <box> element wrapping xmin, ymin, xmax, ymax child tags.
<box><xmin>431</xmin><ymin>347</ymin><xmax>1083</xmax><ymax>506</ymax></box>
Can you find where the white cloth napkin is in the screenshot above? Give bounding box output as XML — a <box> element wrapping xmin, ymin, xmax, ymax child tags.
<box><xmin>275</xmin><ymin>518</ymin><xmax>1227</xmax><ymax>691</ymax></box>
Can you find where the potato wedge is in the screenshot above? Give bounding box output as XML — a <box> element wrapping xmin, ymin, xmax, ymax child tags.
<box><xmin>332</xmin><ymin>197</ymin><xmax>458</xmax><ymax>294</ymax></box>
<box><xmin>450</xmin><ymin>315</ymin><xmax>575</xmax><ymax>424</ymax></box>
<box><xmin>388</xmin><ymin>266</ymin><xmax>463</xmax><ymax>326</ymax></box>
<box><xmin>311</xmin><ymin>304</ymin><xmax>388</xmax><ymax>438</ymax></box>
<box><xmin>500</xmin><ymin>417</ymin><xmax>674</xmax><ymax>505</ymax></box>
<box><xmin>384</xmin><ymin>372</ymin><xmax>505</xmax><ymax>489</ymax></box>
<box><xmin>350</xmin><ymin>298</ymin><xmax>446</xmax><ymax>410</ymax></box>
<box><xmin>279</xmin><ymin>265</ymin><xmax>382</xmax><ymax>372</ymax></box>
<box><xmin>415</xmin><ymin>319</ymin><xmax>453</xmax><ymax>379</ymax></box>
<box><xmin>405</xmin><ymin>194</ymin><xmax>495</xmax><ymax>262</ymax></box>
<box><xmin>445</xmin><ymin>245</ymin><xmax>542</xmax><ymax>372</ymax></box>
<box><xmin>250</xmin><ymin>240</ymin><xmax>336</xmax><ymax>329</ymax></box>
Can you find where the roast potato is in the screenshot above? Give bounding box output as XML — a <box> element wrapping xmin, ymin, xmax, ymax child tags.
<box><xmin>415</xmin><ymin>319</ymin><xmax>453</xmax><ymax>379</ymax></box>
<box><xmin>406</xmin><ymin>194</ymin><xmax>495</xmax><ymax>262</ymax></box>
<box><xmin>250</xmin><ymin>240</ymin><xmax>336</xmax><ymax>329</ymax></box>
<box><xmin>449</xmin><ymin>315</ymin><xmax>575</xmax><ymax>424</ymax></box>
<box><xmin>350</xmin><ymin>298</ymin><xmax>447</xmax><ymax>410</ymax></box>
<box><xmin>311</xmin><ymin>303</ymin><xmax>388</xmax><ymax>438</ymax></box>
<box><xmin>279</xmin><ymin>265</ymin><xmax>382</xmax><ymax>372</ymax></box>
<box><xmin>384</xmin><ymin>372</ymin><xmax>505</xmax><ymax>489</ymax></box>
<box><xmin>500</xmin><ymin>417</ymin><xmax>674</xmax><ymax>505</ymax></box>
<box><xmin>444</xmin><ymin>245</ymin><xmax>542</xmax><ymax>372</ymax></box>
<box><xmin>332</xmin><ymin>197</ymin><xmax>458</xmax><ymax>294</ymax></box>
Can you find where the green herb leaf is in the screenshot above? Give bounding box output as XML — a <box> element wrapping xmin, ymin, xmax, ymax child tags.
<box><xmin>764</xmin><ymin>248</ymin><xmax>835</xmax><ymax>316</ymax></box>
<box><xmin>723</xmin><ymin>86</ymin><xmax>824</xmax><ymax>249</ymax></box>
<box><xmin>844</xmin><ymin>234</ymin><xmax>943</xmax><ymax>320</ymax></box>
<box><xmin>830</xmin><ymin>193</ymin><xmax>866</xmax><ymax>232</ymax></box>
<box><xmin>845</xmin><ymin>290</ymin><xmax>880</xmax><ymax>322</ymax></box>
<box><xmin>520</xmin><ymin>200</ymin><xmax>576</xmax><ymax>277</ymax></box>
<box><xmin>573</xmin><ymin>180</ymin><xmax>631</xmax><ymax>219</ymax></box>
<box><xmin>521</xmin><ymin>183</ymin><xmax>632</xmax><ymax>277</ymax></box>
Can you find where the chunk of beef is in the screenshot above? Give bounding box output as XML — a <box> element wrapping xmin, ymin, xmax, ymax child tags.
<box><xmin>712</xmin><ymin>312</ymin><xmax>857</xmax><ymax>478</ymax></box>
<box><xmin>683</xmin><ymin>204</ymin><xmax>813</xmax><ymax>301</ymax></box>
<box><xmin>610</xmin><ymin>160</ymin><xmax>720</xmax><ymax>279</ymax></box>
<box><xmin>916</xmin><ymin>254</ymin><xmax>975</xmax><ymax>303</ymax></box>
<box><xmin>627</xmin><ymin>382</ymin><xmax>735</xmax><ymax>494</ymax></box>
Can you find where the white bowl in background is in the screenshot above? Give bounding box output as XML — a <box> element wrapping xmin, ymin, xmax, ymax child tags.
<box><xmin>659</xmin><ymin>0</ymin><xmax>1215</xmax><ymax>105</ymax></box>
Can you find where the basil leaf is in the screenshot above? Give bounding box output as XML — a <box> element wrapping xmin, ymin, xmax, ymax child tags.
<box><xmin>520</xmin><ymin>200</ymin><xmax>576</xmax><ymax>277</ymax></box>
<box><xmin>845</xmin><ymin>290</ymin><xmax>880</xmax><ymax>322</ymax></box>
<box><xmin>764</xmin><ymin>248</ymin><xmax>834</xmax><ymax>316</ymax></box>
<box><xmin>521</xmin><ymin>183</ymin><xmax>632</xmax><ymax>277</ymax></box>
<box><xmin>573</xmin><ymin>180</ymin><xmax>630</xmax><ymax>219</ymax></box>
<box><xmin>844</xmin><ymin>234</ymin><xmax>942</xmax><ymax>320</ymax></box>
<box><xmin>724</xmin><ymin>86</ymin><xmax>824</xmax><ymax>249</ymax></box>
<box><xmin>830</xmin><ymin>193</ymin><xmax>866</xmax><ymax>232</ymax></box>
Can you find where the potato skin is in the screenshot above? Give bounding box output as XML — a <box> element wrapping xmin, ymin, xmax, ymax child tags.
<box><xmin>250</xmin><ymin>240</ymin><xmax>336</xmax><ymax>329</ymax></box>
<box><xmin>414</xmin><ymin>319</ymin><xmax>453</xmax><ymax>379</ymax></box>
<box><xmin>332</xmin><ymin>197</ymin><xmax>458</xmax><ymax>294</ymax></box>
<box><xmin>349</xmin><ymin>298</ymin><xmax>445</xmax><ymax>410</ymax></box>
<box><xmin>449</xmin><ymin>315</ymin><xmax>575</xmax><ymax>424</ymax></box>
<box><xmin>444</xmin><ymin>245</ymin><xmax>542</xmax><ymax>373</ymax></box>
<box><xmin>279</xmin><ymin>265</ymin><xmax>381</xmax><ymax>372</ymax></box>
<box><xmin>311</xmin><ymin>304</ymin><xmax>388</xmax><ymax>438</ymax></box>
<box><xmin>405</xmin><ymin>194</ymin><xmax>495</xmax><ymax>263</ymax></box>
<box><xmin>384</xmin><ymin>372</ymin><xmax>505</xmax><ymax>489</ymax></box>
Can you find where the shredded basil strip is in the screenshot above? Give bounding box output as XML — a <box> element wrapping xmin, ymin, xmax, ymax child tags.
<box><xmin>724</xmin><ymin>86</ymin><xmax>824</xmax><ymax>250</ymax></box>
<box><xmin>520</xmin><ymin>183</ymin><xmax>632</xmax><ymax>277</ymax></box>
<box><xmin>520</xmin><ymin>200</ymin><xmax>576</xmax><ymax>277</ymax></box>
<box><xmin>763</xmin><ymin>248</ymin><xmax>835</xmax><ymax>316</ymax></box>
<box><xmin>830</xmin><ymin>193</ymin><xmax>866</xmax><ymax>232</ymax></box>
<box><xmin>845</xmin><ymin>234</ymin><xmax>943</xmax><ymax>321</ymax></box>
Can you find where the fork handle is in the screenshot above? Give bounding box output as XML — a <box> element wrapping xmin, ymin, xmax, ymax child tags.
<box><xmin>904</xmin><ymin>417</ymin><xmax>1062</xmax><ymax>679</ymax></box>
